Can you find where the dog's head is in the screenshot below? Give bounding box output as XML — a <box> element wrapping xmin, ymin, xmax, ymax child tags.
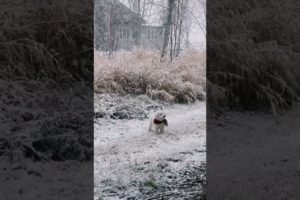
<box><xmin>154</xmin><ymin>112</ymin><xmax>166</xmax><ymax>121</ymax></box>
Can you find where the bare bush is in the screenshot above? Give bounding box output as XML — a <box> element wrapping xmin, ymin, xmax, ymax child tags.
<box><xmin>0</xmin><ymin>0</ymin><xmax>93</xmax><ymax>82</ymax></box>
<box><xmin>207</xmin><ymin>0</ymin><xmax>300</xmax><ymax>113</ymax></box>
<box><xmin>95</xmin><ymin>49</ymin><xmax>206</xmax><ymax>103</ymax></box>
<box><xmin>0</xmin><ymin>0</ymin><xmax>93</xmax><ymax>162</ymax></box>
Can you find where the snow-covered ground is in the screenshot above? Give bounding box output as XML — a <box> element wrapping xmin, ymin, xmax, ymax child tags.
<box><xmin>94</xmin><ymin>94</ymin><xmax>206</xmax><ymax>199</ymax></box>
<box><xmin>0</xmin><ymin>159</ymin><xmax>93</xmax><ymax>200</ymax></box>
<box><xmin>208</xmin><ymin>104</ymin><xmax>300</xmax><ymax>200</ymax></box>
<box><xmin>0</xmin><ymin>82</ymin><xmax>93</xmax><ymax>200</ymax></box>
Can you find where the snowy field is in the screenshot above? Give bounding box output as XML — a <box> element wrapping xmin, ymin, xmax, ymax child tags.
<box><xmin>94</xmin><ymin>94</ymin><xmax>206</xmax><ymax>199</ymax></box>
<box><xmin>208</xmin><ymin>104</ymin><xmax>300</xmax><ymax>200</ymax></box>
<box><xmin>0</xmin><ymin>160</ymin><xmax>92</xmax><ymax>200</ymax></box>
<box><xmin>0</xmin><ymin>81</ymin><xmax>93</xmax><ymax>200</ymax></box>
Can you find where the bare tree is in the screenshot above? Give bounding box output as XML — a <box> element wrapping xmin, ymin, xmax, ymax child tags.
<box><xmin>126</xmin><ymin>0</ymin><xmax>159</xmax><ymax>46</ymax></box>
<box><xmin>96</xmin><ymin>0</ymin><xmax>145</xmax><ymax>57</ymax></box>
<box><xmin>182</xmin><ymin>7</ymin><xmax>193</xmax><ymax>48</ymax></box>
<box><xmin>105</xmin><ymin>3</ymin><xmax>119</xmax><ymax>58</ymax></box>
<box><xmin>127</xmin><ymin>0</ymin><xmax>156</xmax><ymax>22</ymax></box>
<box><xmin>160</xmin><ymin>0</ymin><xmax>190</xmax><ymax>60</ymax></box>
<box><xmin>190</xmin><ymin>0</ymin><xmax>206</xmax><ymax>38</ymax></box>
<box><xmin>172</xmin><ymin>0</ymin><xmax>189</xmax><ymax>57</ymax></box>
<box><xmin>95</xmin><ymin>0</ymin><xmax>120</xmax><ymax>57</ymax></box>
<box><xmin>160</xmin><ymin>0</ymin><xmax>175</xmax><ymax>60</ymax></box>
<box><xmin>95</xmin><ymin>0</ymin><xmax>201</xmax><ymax>57</ymax></box>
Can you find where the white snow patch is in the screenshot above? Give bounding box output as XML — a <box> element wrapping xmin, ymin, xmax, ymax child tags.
<box><xmin>94</xmin><ymin>101</ymin><xmax>206</xmax><ymax>199</ymax></box>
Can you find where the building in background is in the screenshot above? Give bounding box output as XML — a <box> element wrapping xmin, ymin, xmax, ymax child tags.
<box><xmin>95</xmin><ymin>0</ymin><xmax>163</xmax><ymax>51</ymax></box>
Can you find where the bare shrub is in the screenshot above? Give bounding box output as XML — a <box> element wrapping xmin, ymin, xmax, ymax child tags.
<box><xmin>208</xmin><ymin>0</ymin><xmax>300</xmax><ymax>112</ymax></box>
<box><xmin>94</xmin><ymin>49</ymin><xmax>206</xmax><ymax>103</ymax></box>
<box><xmin>146</xmin><ymin>87</ymin><xmax>175</xmax><ymax>103</ymax></box>
<box><xmin>0</xmin><ymin>0</ymin><xmax>93</xmax><ymax>162</ymax></box>
<box><xmin>0</xmin><ymin>0</ymin><xmax>93</xmax><ymax>82</ymax></box>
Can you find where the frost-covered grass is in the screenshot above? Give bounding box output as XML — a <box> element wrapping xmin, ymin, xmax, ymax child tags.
<box><xmin>94</xmin><ymin>49</ymin><xmax>206</xmax><ymax>104</ymax></box>
<box><xmin>0</xmin><ymin>1</ymin><xmax>93</xmax><ymax>199</ymax></box>
<box><xmin>0</xmin><ymin>159</ymin><xmax>92</xmax><ymax>200</ymax></box>
<box><xmin>0</xmin><ymin>81</ymin><xmax>93</xmax><ymax>162</ymax></box>
<box><xmin>209</xmin><ymin>103</ymin><xmax>300</xmax><ymax>199</ymax></box>
<box><xmin>94</xmin><ymin>93</ymin><xmax>167</xmax><ymax>120</ymax></box>
<box><xmin>0</xmin><ymin>0</ymin><xmax>93</xmax><ymax>162</ymax></box>
<box><xmin>208</xmin><ymin>0</ymin><xmax>300</xmax><ymax>113</ymax></box>
<box><xmin>94</xmin><ymin>100</ymin><xmax>206</xmax><ymax>199</ymax></box>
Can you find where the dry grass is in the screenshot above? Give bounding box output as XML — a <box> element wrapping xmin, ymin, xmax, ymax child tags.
<box><xmin>0</xmin><ymin>0</ymin><xmax>93</xmax><ymax>162</ymax></box>
<box><xmin>0</xmin><ymin>0</ymin><xmax>93</xmax><ymax>83</ymax></box>
<box><xmin>94</xmin><ymin>49</ymin><xmax>206</xmax><ymax>103</ymax></box>
<box><xmin>207</xmin><ymin>0</ymin><xmax>300</xmax><ymax>113</ymax></box>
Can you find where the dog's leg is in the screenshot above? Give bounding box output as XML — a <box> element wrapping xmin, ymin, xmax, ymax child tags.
<box><xmin>155</xmin><ymin>125</ymin><xmax>159</xmax><ymax>134</ymax></box>
<box><xmin>149</xmin><ymin>119</ymin><xmax>152</xmax><ymax>131</ymax></box>
<box><xmin>161</xmin><ymin>125</ymin><xmax>164</xmax><ymax>134</ymax></box>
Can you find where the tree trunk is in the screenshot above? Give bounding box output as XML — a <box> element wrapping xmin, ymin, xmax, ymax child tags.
<box><xmin>176</xmin><ymin>0</ymin><xmax>185</xmax><ymax>56</ymax></box>
<box><xmin>170</xmin><ymin>24</ymin><xmax>173</xmax><ymax>61</ymax></box>
<box><xmin>160</xmin><ymin>0</ymin><xmax>175</xmax><ymax>61</ymax></box>
<box><xmin>137</xmin><ymin>0</ymin><xmax>142</xmax><ymax>46</ymax></box>
<box><xmin>176</xmin><ymin>18</ymin><xmax>183</xmax><ymax>56</ymax></box>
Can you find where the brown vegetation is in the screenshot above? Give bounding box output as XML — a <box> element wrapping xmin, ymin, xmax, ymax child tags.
<box><xmin>95</xmin><ymin>49</ymin><xmax>206</xmax><ymax>103</ymax></box>
<box><xmin>207</xmin><ymin>0</ymin><xmax>300</xmax><ymax>113</ymax></box>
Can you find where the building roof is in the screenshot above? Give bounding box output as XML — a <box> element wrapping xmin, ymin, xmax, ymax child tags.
<box><xmin>96</xmin><ymin>0</ymin><xmax>146</xmax><ymax>25</ymax></box>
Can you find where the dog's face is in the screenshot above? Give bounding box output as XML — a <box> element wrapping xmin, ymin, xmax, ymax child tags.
<box><xmin>154</xmin><ymin>112</ymin><xmax>166</xmax><ymax>121</ymax></box>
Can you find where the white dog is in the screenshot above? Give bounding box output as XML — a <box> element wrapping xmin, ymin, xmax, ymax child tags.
<box><xmin>149</xmin><ymin>111</ymin><xmax>168</xmax><ymax>134</ymax></box>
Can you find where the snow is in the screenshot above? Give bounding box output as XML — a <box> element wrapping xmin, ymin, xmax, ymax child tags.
<box><xmin>208</xmin><ymin>104</ymin><xmax>300</xmax><ymax>200</ymax></box>
<box><xmin>0</xmin><ymin>159</ymin><xmax>93</xmax><ymax>200</ymax></box>
<box><xmin>0</xmin><ymin>81</ymin><xmax>93</xmax><ymax>200</ymax></box>
<box><xmin>94</xmin><ymin>94</ymin><xmax>206</xmax><ymax>199</ymax></box>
